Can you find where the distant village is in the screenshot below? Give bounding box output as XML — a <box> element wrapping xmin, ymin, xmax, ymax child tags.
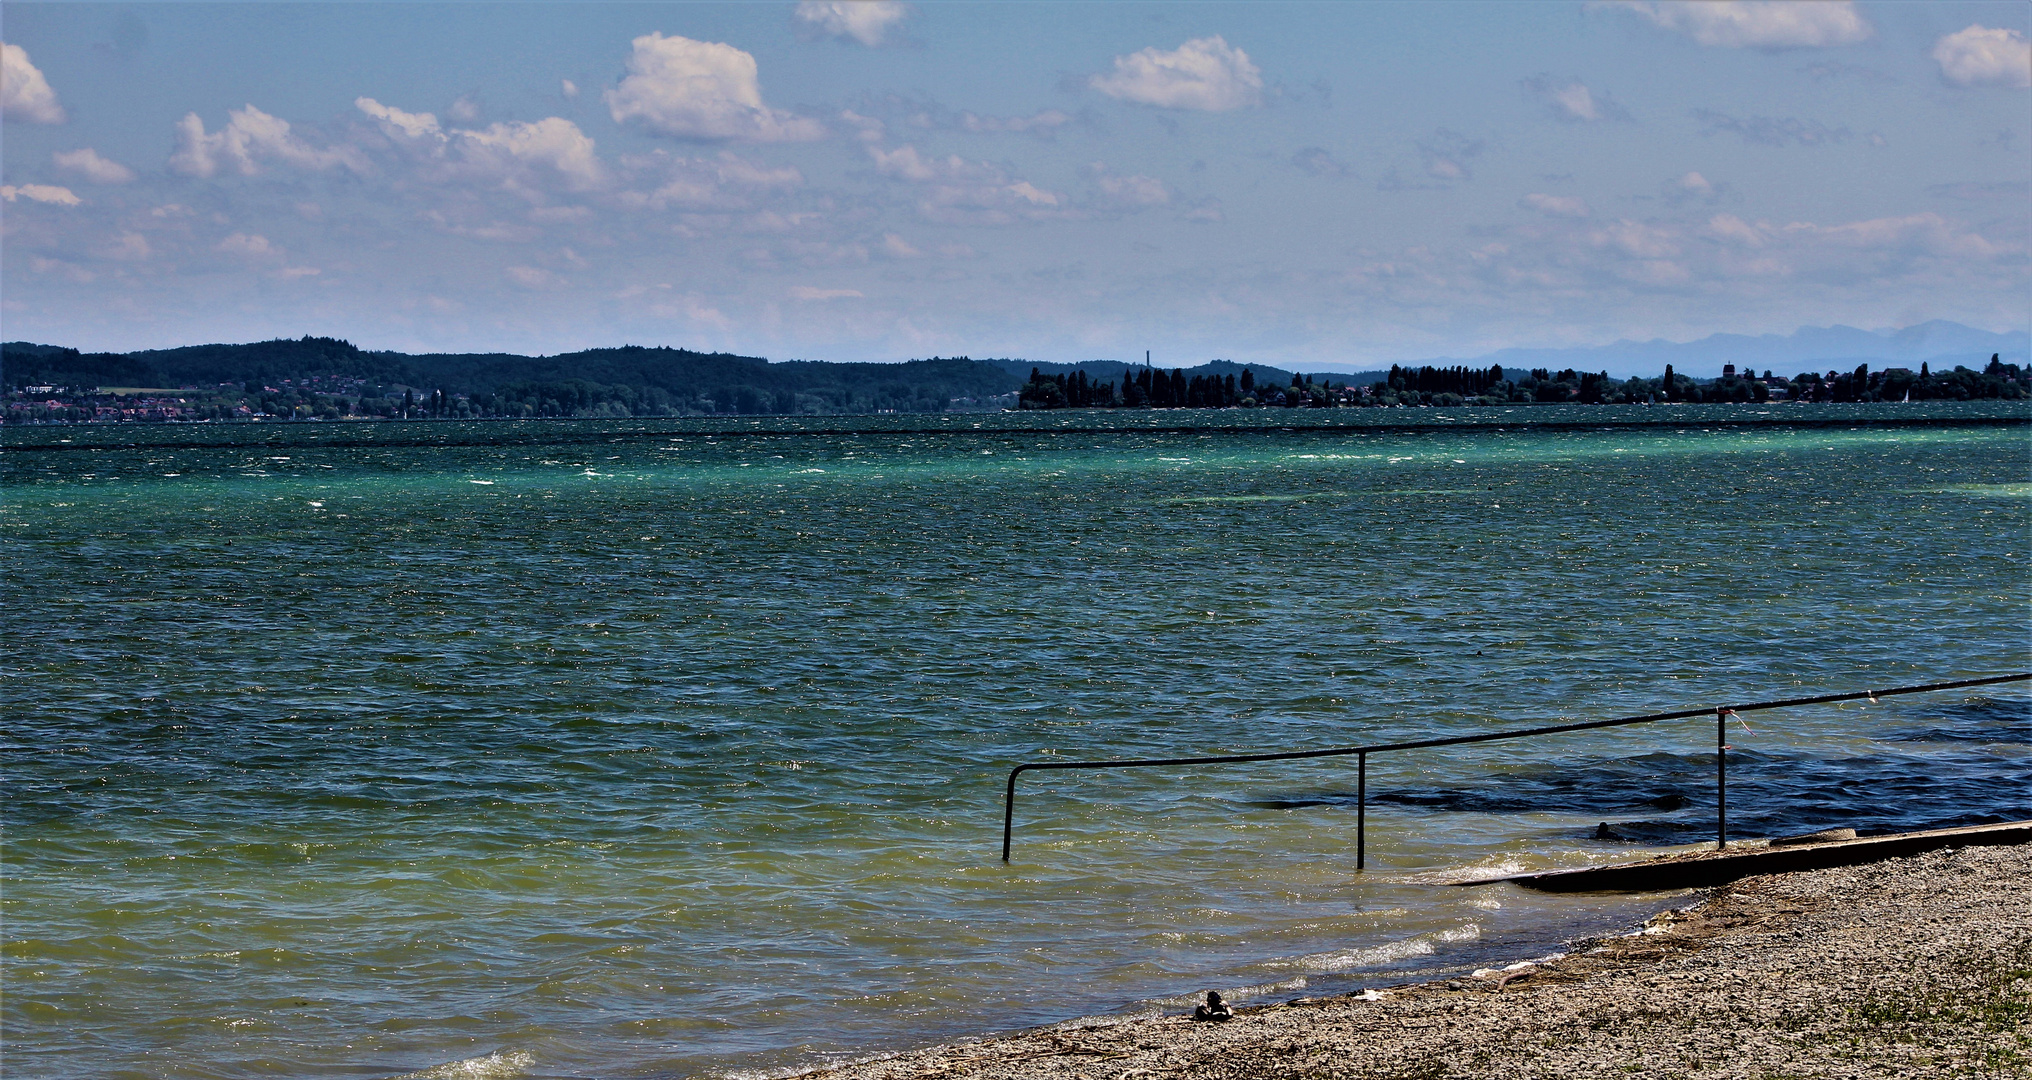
<box><xmin>4</xmin><ymin>353</ymin><xmax>2025</xmax><ymax>425</ymax></box>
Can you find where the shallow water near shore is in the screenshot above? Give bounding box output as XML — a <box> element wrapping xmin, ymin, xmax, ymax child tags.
<box><xmin>4</xmin><ymin>404</ymin><xmax>2029</xmax><ymax>1080</ymax></box>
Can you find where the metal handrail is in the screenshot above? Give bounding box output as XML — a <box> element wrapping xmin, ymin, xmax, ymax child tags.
<box><xmin>999</xmin><ymin>672</ymin><xmax>2032</xmax><ymax>865</ymax></box>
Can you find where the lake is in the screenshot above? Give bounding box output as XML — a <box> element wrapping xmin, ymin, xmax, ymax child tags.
<box><xmin>4</xmin><ymin>404</ymin><xmax>2028</xmax><ymax>1079</ymax></box>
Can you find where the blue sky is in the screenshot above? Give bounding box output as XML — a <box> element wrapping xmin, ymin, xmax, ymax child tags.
<box><xmin>3</xmin><ymin>1</ymin><xmax>2027</xmax><ymax>369</ymax></box>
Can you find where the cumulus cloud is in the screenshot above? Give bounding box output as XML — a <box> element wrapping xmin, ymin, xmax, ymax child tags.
<box><xmin>53</xmin><ymin>147</ymin><xmax>136</xmax><ymax>183</ymax></box>
<box><xmin>1090</xmin><ymin>36</ymin><xmax>1263</xmax><ymax>111</ymax></box>
<box><xmin>1694</xmin><ymin>109</ymin><xmax>1850</xmax><ymax>147</ymax></box>
<box><xmin>357</xmin><ymin>96</ymin><xmax>442</xmax><ymax>140</ymax></box>
<box><xmin>2</xmin><ymin>42</ymin><xmax>66</xmax><ymax>123</ymax></box>
<box><xmin>605</xmin><ymin>33</ymin><xmax>823</xmax><ymax>142</ymax></box>
<box><xmin>0</xmin><ymin>183</ymin><xmax>81</xmax><ymax>206</ymax></box>
<box><xmin>457</xmin><ymin>117</ymin><xmax>605</xmax><ymax>192</ymax></box>
<box><xmin>357</xmin><ymin>98</ymin><xmax>606</xmax><ymax>196</ymax></box>
<box><xmin>169</xmin><ymin>105</ymin><xmax>368</xmax><ymax>177</ymax></box>
<box><xmin>795</xmin><ymin>1</ymin><xmax>910</xmax><ymax>47</ymax></box>
<box><xmin>1605</xmin><ymin>1</ymin><xmax>1871</xmax><ymax>49</ymax></box>
<box><xmin>1520</xmin><ymin>192</ymin><xmax>1590</xmax><ymax>218</ymax></box>
<box><xmin>561</xmin><ymin>78</ymin><xmax>579</xmax><ymax>100</ymax></box>
<box><xmin>1932</xmin><ymin>25</ymin><xmax>2032</xmax><ymax>89</ymax></box>
<box><xmin>1521</xmin><ymin>75</ymin><xmax>1631</xmax><ymax>122</ymax></box>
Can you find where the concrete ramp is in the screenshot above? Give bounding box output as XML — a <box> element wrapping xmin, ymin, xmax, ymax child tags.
<box><xmin>1470</xmin><ymin>820</ymin><xmax>2032</xmax><ymax>893</ymax></box>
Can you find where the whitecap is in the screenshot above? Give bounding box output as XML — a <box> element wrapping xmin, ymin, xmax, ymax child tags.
<box><xmin>388</xmin><ymin>1049</ymin><xmax>535</xmax><ymax>1080</ymax></box>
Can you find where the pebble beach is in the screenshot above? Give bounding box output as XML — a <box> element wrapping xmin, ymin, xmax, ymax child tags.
<box><xmin>800</xmin><ymin>842</ymin><xmax>2032</xmax><ymax>1080</ymax></box>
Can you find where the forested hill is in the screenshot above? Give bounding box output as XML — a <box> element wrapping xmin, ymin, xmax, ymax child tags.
<box><xmin>2</xmin><ymin>338</ymin><xmax>1027</xmax><ymax>416</ymax></box>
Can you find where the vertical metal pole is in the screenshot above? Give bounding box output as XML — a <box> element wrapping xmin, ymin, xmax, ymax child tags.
<box><xmin>1715</xmin><ymin>708</ymin><xmax>1727</xmax><ymax>850</ymax></box>
<box><xmin>1002</xmin><ymin>768</ymin><xmax>1020</xmax><ymax>862</ymax></box>
<box><xmin>1357</xmin><ymin>751</ymin><xmax>1367</xmax><ymax>871</ymax></box>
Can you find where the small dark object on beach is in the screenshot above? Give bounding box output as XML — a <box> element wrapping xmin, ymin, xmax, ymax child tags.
<box><xmin>1193</xmin><ymin>991</ymin><xmax>1233</xmax><ymax>1022</ymax></box>
<box><xmin>1595</xmin><ymin>822</ymin><xmax>1617</xmax><ymax>840</ymax></box>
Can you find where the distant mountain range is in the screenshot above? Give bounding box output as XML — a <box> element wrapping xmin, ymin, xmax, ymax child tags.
<box><xmin>1333</xmin><ymin>320</ymin><xmax>2028</xmax><ymax>380</ymax></box>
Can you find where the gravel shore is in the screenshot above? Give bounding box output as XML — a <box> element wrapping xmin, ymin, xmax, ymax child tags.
<box><xmin>797</xmin><ymin>843</ymin><xmax>2031</xmax><ymax>1080</ymax></box>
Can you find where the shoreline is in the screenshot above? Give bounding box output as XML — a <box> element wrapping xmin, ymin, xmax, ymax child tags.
<box><xmin>787</xmin><ymin>842</ymin><xmax>2030</xmax><ymax>1079</ymax></box>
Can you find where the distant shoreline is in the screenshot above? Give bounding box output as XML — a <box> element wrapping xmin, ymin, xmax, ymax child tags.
<box><xmin>6</xmin><ymin>400</ymin><xmax>2031</xmax><ymax>450</ymax></box>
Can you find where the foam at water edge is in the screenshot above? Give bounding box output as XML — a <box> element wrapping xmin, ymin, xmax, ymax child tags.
<box><xmin>390</xmin><ymin>1050</ymin><xmax>534</xmax><ymax>1080</ymax></box>
<box><xmin>1271</xmin><ymin>923</ymin><xmax>1481</xmax><ymax>973</ymax></box>
<box><xmin>1148</xmin><ymin>976</ymin><xmax>1308</xmax><ymax>1008</ymax></box>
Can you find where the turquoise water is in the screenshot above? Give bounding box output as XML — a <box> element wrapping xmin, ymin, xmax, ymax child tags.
<box><xmin>4</xmin><ymin>405</ymin><xmax>2028</xmax><ymax>1080</ymax></box>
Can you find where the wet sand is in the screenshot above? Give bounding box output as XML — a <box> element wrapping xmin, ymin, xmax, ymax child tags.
<box><xmin>796</xmin><ymin>842</ymin><xmax>2031</xmax><ymax>1079</ymax></box>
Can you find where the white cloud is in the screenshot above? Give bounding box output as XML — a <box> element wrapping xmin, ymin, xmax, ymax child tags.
<box><xmin>1606</xmin><ymin>1</ymin><xmax>1872</xmax><ymax>49</ymax></box>
<box><xmin>1089</xmin><ymin>36</ymin><xmax>1263</xmax><ymax>111</ymax></box>
<box><xmin>53</xmin><ymin>148</ymin><xmax>136</xmax><ymax>183</ymax></box>
<box><xmin>561</xmin><ymin>79</ymin><xmax>579</xmax><ymax>100</ymax></box>
<box><xmin>1932</xmin><ymin>26</ymin><xmax>2032</xmax><ymax>89</ymax></box>
<box><xmin>1677</xmin><ymin>171</ymin><xmax>1714</xmax><ymax>196</ymax></box>
<box><xmin>0</xmin><ymin>183</ymin><xmax>80</xmax><ymax>206</ymax></box>
<box><xmin>789</xmin><ymin>285</ymin><xmax>865</xmax><ymax>300</ymax></box>
<box><xmin>356</xmin><ymin>97</ymin><xmax>442</xmax><ymax>140</ymax></box>
<box><xmin>279</xmin><ymin>266</ymin><xmax>321</xmax><ymax>280</ymax></box>
<box><xmin>169</xmin><ymin>105</ymin><xmax>368</xmax><ymax>177</ymax></box>
<box><xmin>448</xmin><ymin>96</ymin><xmax>480</xmax><ymax>123</ymax></box>
<box><xmin>216</xmin><ymin>232</ymin><xmax>279</xmax><ymax>258</ymax></box>
<box><xmin>605</xmin><ymin>32</ymin><xmax>823</xmax><ymax>142</ymax></box>
<box><xmin>358</xmin><ymin>98</ymin><xmax>606</xmax><ymax>196</ymax></box>
<box><xmin>1521</xmin><ymin>192</ymin><xmax>1590</xmax><ymax>218</ymax></box>
<box><xmin>456</xmin><ymin>117</ymin><xmax>605</xmax><ymax>192</ymax></box>
<box><xmin>2</xmin><ymin>42</ymin><xmax>66</xmax><ymax>124</ymax></box>
<box><xmin>795</xmin><ymin>1</ymin><xmax>910</xmax><ymax>47</ymax></box>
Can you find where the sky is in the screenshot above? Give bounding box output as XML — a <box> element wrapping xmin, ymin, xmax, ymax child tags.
<box><xmin>2</xmin><ymin>1</ymin><xmax>2028</xmax><ymax>370</ymax></box>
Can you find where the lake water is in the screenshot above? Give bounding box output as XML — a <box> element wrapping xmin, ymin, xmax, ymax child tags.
<box><xmin>5</xmin><ymin>404</ymin><xmax>2028</xmax><ymax>1080</ymax></box>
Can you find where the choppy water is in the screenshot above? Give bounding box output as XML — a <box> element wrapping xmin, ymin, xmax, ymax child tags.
<box><xmin>4</xmin><ymin>404</ymin><xmax>2028</xmax><ymax>1080</ymax></box>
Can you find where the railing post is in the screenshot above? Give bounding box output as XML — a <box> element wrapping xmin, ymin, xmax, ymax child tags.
<box><xmin>1715</xmin><ymin>707</ymin><xmax>1727</xmax><ymax>850</ymax></box>
<box><xmin>1002</xmin><ymin>767</ymin><xmax>1021</xmax><ymax>863</ymax></box>
<box><xmin>1356</xmin><ymin>751</ymin><xmax>1367</xmax><ymax>871</ymax></box>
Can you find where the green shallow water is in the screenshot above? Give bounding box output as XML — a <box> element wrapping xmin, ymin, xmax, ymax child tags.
<box><xmin>4</xmin><ymin>405</ymin><xmax>2029</xmax><ymax>1079</ymax></box>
